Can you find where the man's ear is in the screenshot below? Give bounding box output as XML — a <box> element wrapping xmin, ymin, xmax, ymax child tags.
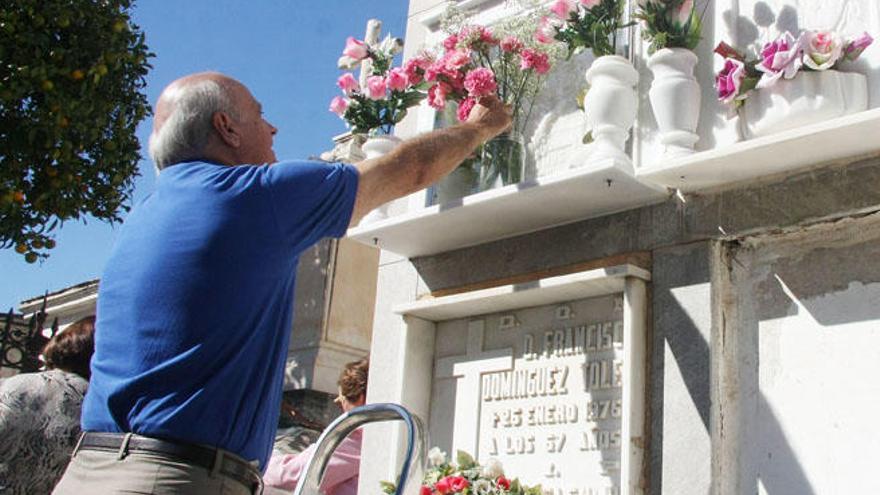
<box><xmin>212</xmin><ymin>111</ymin><xmax>240</xmax><ymax>148</ymax></box>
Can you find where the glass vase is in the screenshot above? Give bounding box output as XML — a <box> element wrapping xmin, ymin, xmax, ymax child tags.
<box><xmin>477</xmin><ymin>131</ymin><xmax>525</xmax><ymax>192</ymax></box>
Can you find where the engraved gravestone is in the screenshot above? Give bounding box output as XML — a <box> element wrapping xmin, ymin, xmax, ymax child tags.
<box><xmin>430</xmin><ymin>294</ymin><xmax>625</xmax><ymax>495</ymax></box>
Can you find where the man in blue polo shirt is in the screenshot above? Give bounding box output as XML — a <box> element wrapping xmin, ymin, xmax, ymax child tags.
<box><xmin>53</xmin><ymin>72</ymin><xmax>511</xmax><ymax>494</ymax></box>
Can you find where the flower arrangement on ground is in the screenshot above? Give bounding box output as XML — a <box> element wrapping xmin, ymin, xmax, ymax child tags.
<box><xmin>380</xmin><ymin>448</ymin><xmax>542</xmax><ymax>495</ymax></box>
<box><xmin>535</xmin><ymin>0</ymin><xmax>634</xmax><ymax>59</ymax></box>
<box><xmin>714</xmin><ymin>30</ymin><xmax>873</xmax><ymax>108</ymax></box>
<box><xmin>330</xmin><ymin>34</ymin><xmax>426</xmax><ymax>135</ymax></box>
<box><xmin>405</xmin><ymin>7</ymin><xmax>561</xmax><ymax>189</ymax></box>
<box><xmin>634</xmin><ymin>0</ymin><xmax>703</xmax><ymax>54</ymax></box>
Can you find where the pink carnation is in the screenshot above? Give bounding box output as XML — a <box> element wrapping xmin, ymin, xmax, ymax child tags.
<box><xmin>715</xmin><ymin>58</ymin><xmax>746</xmax><ymax>104</ymax></box>
<box><xmin>456</xmin><ymin>97</ymin><xmax>476</xmax><ymax>122</ymax></box>
<box><xmin>579</xmin><ymin>0</ymin><xmax>600</xmax><ymax>7</ymax></box>
<box><xmin>443</xmin><ymin>34</ymin><xmax>459</xmax><ymax>51</ymax></box>
<box><xmin>336</xmin><ymin>73</ymin><xmax>360</xmax><ymax>95</ymax></box>
<box><xmin>500</xmin><ymin>36</ymin><xmax>524</xmax><ymax>53</ymax></box>
<box><xmin>463</xmin><ymin>67</ymin><xmax>497</xmax><ymax>98</ymax></box>
<box><xmin>328</xmin><ymin>96</ymin><xmax>348</xmax><ymax>116</ymax></box>
<box><xmin>343</xmin><ymin>37</ymin><xmax>369</xmax><ymax>60</ymax></box>
<box><xmin>520</xmin><ymin>49</ymin><xmax>551</xmax><ymax>74</ymax></box>
<box><xmin>366</xmin><ymin>75</ymin><xmax>387</xmax><ymax>100</ymax></box>
<box><xmin>442</xmin><ymin>49</ymin><xmax>472</xmax><ymax>71</ymax></box>
<box><xmin>428</xmin><ymin>83</ymin><xmax>450</xmax><ymax>110</ymax></box>
<box><xmin>403</xmin><ymin>56</ymin><xmax>432</xmax><ymax>85</ymax></box>
<box><xmin>535</xmin><ymin>16</ymin><xmax>558</xmax><ymax>44</ymax></box>
<box><xmin>386</xmin><ymin>67</ymin><xmax>409</xmax><ymax>92</ymax></box>
<box><xmin>550</xmin><ymin>0</ymin><xmax>577</xmax><ymax>19</ymax></box>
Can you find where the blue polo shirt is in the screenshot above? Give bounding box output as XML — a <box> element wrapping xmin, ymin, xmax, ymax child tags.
<box><xmin>82</xmin><ymin>160</ymin><xmax>359</xmax><ymax>470</ymax></box>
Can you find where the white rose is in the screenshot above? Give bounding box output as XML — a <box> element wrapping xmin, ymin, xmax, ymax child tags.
<box><xmin>480</xmin><ymin>458</ymin><xmax>504</xmax><ymax>479</ymax></box>
<box><xmin>427</xmin><ymin>447</ymin><xmax>447</xmax><ymax>467</ymax></box>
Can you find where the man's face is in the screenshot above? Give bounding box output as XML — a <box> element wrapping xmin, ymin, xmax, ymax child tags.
<box><xmin>230</xmin><ymin>84</ymin><xmax>277</xmax><ymax>165</ymax></box>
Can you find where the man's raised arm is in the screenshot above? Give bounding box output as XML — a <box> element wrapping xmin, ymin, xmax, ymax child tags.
<box><xmin>349</xmin><ymin>96</ymin><xmax>512</xmax><ymax>226</ymax></box>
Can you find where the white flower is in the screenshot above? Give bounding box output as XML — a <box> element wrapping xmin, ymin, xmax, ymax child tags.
<box><xmin>378</xmin><ymin>34</ymin><xmax>405</xmax><ymax>56</ymax></box>
<box><xmin>427</xmin><ymin>447</ymin><xmax>447</xmax><ymax>467</ymax></box>
<box><xmin>473</xmin><ymin>479</ymin><xmax>492</xmax><ymax>494</ymax></box>
<box><xmin>480</xmin><ymin>458</ymin><xmax>504</xmax><ymax>479</ymax></box>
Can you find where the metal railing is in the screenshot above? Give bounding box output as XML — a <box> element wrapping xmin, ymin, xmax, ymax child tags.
<box><xmin>293</xmin><ymin>403</ymin><xmax>427</xmax><ymax>495</ymax></box>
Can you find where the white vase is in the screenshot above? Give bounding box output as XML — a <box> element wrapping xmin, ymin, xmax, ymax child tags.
<box><xmin>577</xmin><ymin>55</ymin><xmax>639</xmax><ymax>166</ymax></box>
<box><xmin>742</xmin><ymin>70</ymin><xmax>868</xmax><ymax>139</ymax></box>
<box><xmin>647</xmin><ymin>48</ymin><xmax>700</xmax><ymax>157</ymax></box>
<box><xmin>358</xmin><ymin>135</ymin><xmax>402</xmax><ymax>225</ymax></box>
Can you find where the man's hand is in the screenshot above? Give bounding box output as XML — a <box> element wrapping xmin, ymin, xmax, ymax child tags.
<box><xmin>349</xmin><ymin>96</ymin><xmax>514</xmax><ymax>226</ymax></box>
<box><xmin>466</xmin><ymin>95</ymin><xmax>513</xmax><ymax>141</ymax></box>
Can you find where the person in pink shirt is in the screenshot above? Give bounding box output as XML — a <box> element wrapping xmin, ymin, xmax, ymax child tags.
<box><xmin>264</xmin><ymin>359</ymin><xmax>368</xmax><ymax>495</ymax></box>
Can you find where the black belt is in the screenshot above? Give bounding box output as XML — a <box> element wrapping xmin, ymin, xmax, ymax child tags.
<box><xmin>77</xmin><ymin>432</ymin><xmax>263</xmax><ymax>493</ymax></box>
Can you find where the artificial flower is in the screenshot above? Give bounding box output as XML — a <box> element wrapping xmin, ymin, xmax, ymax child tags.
<box><xmin>328</xmin><ymin>96</ymin><xmax>348</xmax><ymax>115</ymax></box>
<box><xmin>755</xmin><ymin>32</ymin><xmax>803</xmax><ymax>88</ymax></box>
<box><xmin>802</xmin><ymin>30</ymin><xmax>844</xmax><ymax>70</ymax></box>
<box><xmin>386</xmin><ymin>68</ymin><xmax>409</xmax><ymax>92</ymax></box>
<box><xmin>715</xmin><ymin>57</ymin><xmax>746</xmax><ymax>104</ymax></box>
<box><xmin>844</xmin><ymin>32</ymin><xmax>874</xmax><ymax>61</ymax></box>
<box><xmin>337</xmin><ymin>73</ymin><xmax>360</xmax><ymax>95</ymax></box>
<box><xmin>343</xmin><ymin>37</ymin><xmax>369</xmax><ymax>60</ymax></box>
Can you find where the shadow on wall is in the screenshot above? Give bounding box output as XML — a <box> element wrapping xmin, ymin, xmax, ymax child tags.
<box><xmin>754</xmin><ymin>236</ymin><xmax>880</xmax><ymax>325</ymax></box>
<box><xmin>650</xmin><ymin>242</ymin><xmax>817</xmax><ymax>495</ymax></box>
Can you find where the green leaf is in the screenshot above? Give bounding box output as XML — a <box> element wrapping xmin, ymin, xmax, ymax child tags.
<box><xmin>379</xmin><ymin>481</ymin><xmax>397</xmax><ymax>495</ymax></box>
<box><xmin>456</xmin><ymin>450</ymin><xmax>477</xmax><ymax>470</ymax></box>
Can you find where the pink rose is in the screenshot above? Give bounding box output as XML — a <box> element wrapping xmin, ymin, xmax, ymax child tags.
<box><xmin>715</xmin><ymin>57</ymin><xmax>745</xmax><ymax>104</ymax></box>
<box><xmin>434</xmin><ymin>478</ymin><xmax>452</xmax><ymax>495</ymax></box>
<box><xmin>500</xmin><ymin>36</ymin><xmax>524</xmax><ymax>53</ymax></box>
<box><xmin>844</xmin><ymin>31</ymin><xmax>873</xmax><ymax>62</ymax></box>
<box><xmin>496</xmin><ymin>477</ymin><xmax>511</xmax><ymax>490</ymax></box>
<box><xmin>336</xmin><ymin>73</ymin><xmax>360</xmax><ymax>95</ymax></box>
<box><xmin>550</xmin><ymin>0</ymin><xmax>577</xmax><ymax>20</ymax></box>
<box><xmin>535</xmin><ymin>16</ymin><xmax>559</xmax><ymax>44</ymax></box>
<box><xmin>428</xmin><ymin>83</ymin><xmax>449</xmax><ymax>110</ymax></box>
<box><xmin>579</xmin><ymin>0</ymin><xmax>600</xmax><ymax>7</ymax></box>
<box><xmin>520</xmin><ymin>48</ymin><xmax>551</xmax><ymax>74</ymax></box>
<box><xmin>456</xmin><ymin>97</ymin><xmax>476</xmax><ymax>122</ymax></box>
<box><xmin>328</xmin><ymin>96</ymin><xmax>348</xmax><ymax>116</ymax></box>
<box><xmin>386</xmin><ymin>67</ymin><xmax>409</xmax><ymax>92</ymax></box>
<box><xmin>342</xmin><ymin>37</ymin><xmax>369</xmax><ymax>60</ymax></box>
<box><xmin>366</xmin><ymin>75</ymin><xmax>387</xmax><ymax>100</ymax></box>
<box><xmin>755</xmin><ymin>32</ymin><xmax>803</xmax><ymax>88</ymax></box>
<box><xmin>803</xmin><ymin>30</ymin><xmax>844</xmax><ymax>70</ymax></box>
<box><xmin>463</xmin><ymin>67</ymin><xmax>497</xmax><ymax>98</ymax></box>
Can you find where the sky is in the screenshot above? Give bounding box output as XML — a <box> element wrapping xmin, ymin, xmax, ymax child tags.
<box><xmin>0</xmin><ymin>0</ymin><xmax>410</xmax><ymax>311</ymax></box>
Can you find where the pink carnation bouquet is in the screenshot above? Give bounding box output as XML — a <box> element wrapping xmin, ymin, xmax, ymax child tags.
<box><xmin>714</xmin><ymin>29</ymin><xmax>873</xmax><ymax>109</ymax></box>
<box><xmin>413</xmin><ymin>9</ymin><xmax>558</xmax><ymax>135</ymax></box>
<box><xmin>330</xmin><ymin>33</ymin><xmax>426</xmax><ymax>135</ymax></box>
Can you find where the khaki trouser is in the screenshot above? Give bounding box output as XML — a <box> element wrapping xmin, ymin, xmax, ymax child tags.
<box><xmin>53</xmin><ymin>447</ymin><xmax>261</xmax><ymax>495</ymax></box>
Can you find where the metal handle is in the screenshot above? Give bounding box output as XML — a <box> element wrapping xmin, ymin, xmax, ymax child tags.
<box><xmin>292</xmin><ymin>403</ymin><xmax>427</xmax><ymax>495</ymax></box>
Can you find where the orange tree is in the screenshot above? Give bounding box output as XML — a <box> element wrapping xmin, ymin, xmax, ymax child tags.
<box><xmin>0</xmin><ymin>0</ymin><xmax>152</xmax><ymax>262</ymax></box>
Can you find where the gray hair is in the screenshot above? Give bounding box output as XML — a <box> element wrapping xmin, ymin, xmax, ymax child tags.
<box><xmin>148</xmin><ymin>78</ymin><xmax>240</xmax><ymax>171</ymax></box>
